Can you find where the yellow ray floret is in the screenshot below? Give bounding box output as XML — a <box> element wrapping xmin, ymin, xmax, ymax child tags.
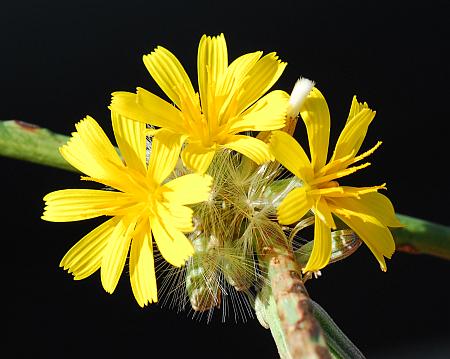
<box><xmin>43</xmin><ymin>112</ymin><xmax>212</xmax><ymax>307</ymax></box>
<box><xmin>270</xmin><ymin>90</ymin><xmax>402</xmax><ymax>273</ymax></box>
<box><xmin>110</xmin><ymin>33</ymin><xmax>289</xmax><ymax>173</ymax></box>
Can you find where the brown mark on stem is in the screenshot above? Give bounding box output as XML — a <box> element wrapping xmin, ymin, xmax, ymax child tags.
<box><xmin>14</xmin><ymin>120</ymin><xmax>40</xmax><ymax>132</ymax></box>
<box><xmin>396</xmin><ymin>244</ymin><xmax>419</xmax><ymax>254</ymax></box>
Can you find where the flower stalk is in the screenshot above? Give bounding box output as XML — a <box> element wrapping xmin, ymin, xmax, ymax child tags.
<box><xmin>0</xmin><ymin>120</ymin><xmax>77</xmax><ymax>172</ymax></box>
<box><xmin>394</xmin><ymin>214</ymin><xmax>450</xmax><ymax>260</ymax></box>
<box><xmin>256</xmin><ymin>244</ymin><xmax>331</xmax><ymax>359</ymax></box>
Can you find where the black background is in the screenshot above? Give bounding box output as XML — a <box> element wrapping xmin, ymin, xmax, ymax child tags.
<box><xmin>3</xmin><ymin>1</ymin><xmax>450</xmax><ymax>358</ymax></box>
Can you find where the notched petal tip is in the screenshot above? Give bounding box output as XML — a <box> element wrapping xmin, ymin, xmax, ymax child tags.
<box><xmin>145</xmin><ymin>45</ymin><xmax>168</xmax><ymax>58</ymax></box>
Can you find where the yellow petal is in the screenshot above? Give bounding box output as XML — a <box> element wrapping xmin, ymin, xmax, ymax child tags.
<box><xmin>148</xmin><ymin>129</ymin><xmax>185</xmax><ymax>184</ymax></box>
<box><xmin>60</xmin><ymin>116</ymin><xmax>124</xmax><ymax>181</ymax></box>
<box><xmin>157</xmin><ymin>201</ymin><xmax>195</xmax><ymax>233</ymax></box>
<box><xmin>143</xmin><ymin>46</ymin><xmax>197</xmax><ymax>109</ymax></box>
<box><xmin>100</xmin><ymin>217</ymin><xmax>135</xmax><ymax>294</ymax></box>
<box><xmin>331</xmin><ymin>192</ymin><xmax>403</xmax><ymax>228</ymax></box>
<box><xmin>162</xmin><ymin>173</ymin><xmax>212</xmax><ymax>205</ymax></box>
<box><xmin>310</xmin><ymin>184</ymin><xmax>384</xmax><ymax>198</ymax></box>
<box><xmin>309</xmin><ymin>186</ymin><xmax>347</xmax><ymax>197</ymax></box>
<box><xmin>136</xmin><ymin>87</ymin><xmax>187</xmax><ymax>132</ymax></box>
<box><xmin>347</xmin><ymin>95</ymin><xmax>370</xmax><ymax>124</ymax></box>
<box><xmin>321</xmin><ymin>141</ymin><xmax>381</xmax><ymax>176</ymax></box>
<box><xmin>222</xmin><ymin>135</ymin><xmax>272</xmax><ymax>164</ymax></box>
<box><xmin>228</xmin><ymin>90</ymin><xmax>288</xmax><ymax>133</ymax></box>
<box><xmin>181</xmin><ymin>142</ymin><xmax>216</xmax><ymax>174</ymax></box>
<box><xmin>314</xmin><ymin>197</ymin><xmax>336</xmax><ymax>229</ymax></box>
<box><xmin>217</xmin><ymin>51</ymin><xmax>261</xmax><ymax>97</ymax></box>
<box><xmin>145</xmin><ymin>127</ymin><xmax>160</xmax><ymax>137</ymax></box>
<box><xmin>270</xmin><ymin>131</ymin><xmax>313</xmax><ymax>182</ymax></box>
<box><xmin>111</xmin><ymin>110</ymin><xmax>147</xmax><ymax>174</ymax></box>
<box><xmin>150</xmin><ymin>214</ymin><xmax>194</xmax><ymax>267</ymax></box>
<box><xmin>309</xmin><ymin>162</ymin><xmax>371</xmax><ymax>187</ymax></box>
<box><xmin>129</xmin><ymin>227</ymin><xmax>158</xmax><ymax>307</ymax></box>
<box><xmin>235</xmin><ymin>52</ymin><xmax>287</xmax><ymax>113</ymax></box>
<box><xmin>110</xmin><ymin>89</ymin><xmax>185</xmax><ymax>133</ymax></box>
<box><xmin>330</xmin><ymin>102</ymin><xmax>376</xmax><ymax>166</ymax></box>
<box><xmin>277</xmin><ymin>186</ymin><xmax>313</xmax><ymax>225</ymax></box>
<box><xmin>60</xmin><ymin>217</ymin><xmax>119</xmax><ymax>280</ymax></box>
<box><xmin>302</xmin><ymin>215</ymin><xmax>332</xmax><ymax>273</ymax></box>
<box><xmin>333</xmin><ymin>211</ymin><xmax>394</xmax><ymax>272</ymax></box>
<box><xmin>300</xmin><ymin>87</ymin><xmax>330</xmax><ymax>172</ymax></box>
<box><xmin>217</xmin><ymin>51</ymin><xmax>263</xmax><ymax>121</ymax></box>
<box><xmin>42</xmin><ymin>189</ymin><xmax>131</xmax><ymax>222</ymax></box>
<box><xmin>197</xmin><ymin>34</ymin><xmax>228</xmax><ymax>115</ymax></box>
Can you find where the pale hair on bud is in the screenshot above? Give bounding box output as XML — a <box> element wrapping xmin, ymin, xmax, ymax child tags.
<box><xmin>287</xmin><ymin>77</ymin><xmax>315</xmax><ymax>119</ymax></box>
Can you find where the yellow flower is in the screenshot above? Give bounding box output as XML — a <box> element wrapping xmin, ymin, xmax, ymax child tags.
<box><xmin>42</xmin><ymin>113</ymin><xmax>212</xmax><ymax>307</ymax></box>
<box><xmin>270</xmin><ymin>88</ymin><xmax>403</xmax><ymax>273</ymax></box>
<box><xmin>111</xmin><ymin>33</ymin><xmax>289</xmax><ymax>173</ymax></box>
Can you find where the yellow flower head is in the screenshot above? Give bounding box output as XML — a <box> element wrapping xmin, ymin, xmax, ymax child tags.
<box><xmin>270</xmin><ymin>88</ymin><xmax>403</xmax><ymax>273</ymax></box>
<box><xmin>42</xmin><ymin>113</ymin><xmax>212</xmax><ymax>307</ymax></box>
<box><xmin>111</xmin><ymin>33</ymin><xmax>289</xmax><ymax>173</ymax></box>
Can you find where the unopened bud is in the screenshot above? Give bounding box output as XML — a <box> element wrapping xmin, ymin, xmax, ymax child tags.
<box><xmin>186</xmin><ymin>234</ymin><xmax>221</xmax><ymax>312</ymax></box>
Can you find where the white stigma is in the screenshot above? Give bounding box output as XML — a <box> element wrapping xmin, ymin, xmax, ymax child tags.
<box><xmin>287</xmin><ymin>77</ymin><xmax>315</xmax><ymax>119</ymax></box>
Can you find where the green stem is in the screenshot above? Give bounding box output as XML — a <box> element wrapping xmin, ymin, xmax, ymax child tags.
<box><xmin>394</xmin><ymin>214</ymin><xmax>450</xmax><ymax>260</ymax></box>
<box><xmin>311</xmin><ymin>300</ymin><xmax>365</xmax><ymax>359</ymax></box>
<box><xmin>254</xmin><ymin>284</ymin><xmax>291</xmax><ymax>359</ymax></box>
<box><xmin>0</xmin><ymin>120</ymin><xmax>77</xmax><ymax>172</ymax></box>
<box><xmin>256</xmin><ymin>245</ymin><xmax>331</xmax><ymax>359</ymax></box>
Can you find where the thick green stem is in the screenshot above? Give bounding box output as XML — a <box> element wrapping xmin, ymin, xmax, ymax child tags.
<box><xmin>0</xmin><ymin>120</ymin><xmax>77</xmax><ymax>172</ymax></box>
<box><xmin>257</xmin><ymin>245</ymin><xmax>331</xmax><ymax>359</ymax></box>
<box><xmin>394</xmin><ymin>214</ymin><xmax>450</xmax><ymax>259</ymax></box>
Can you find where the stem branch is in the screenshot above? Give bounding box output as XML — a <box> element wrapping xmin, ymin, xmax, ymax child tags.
<box><xmin>0</xmin><ymin>120</ymin><xmax>76</xmax><ymax>172</ymax></box>
<box><xmin>394</xmin><ymin>214</ymin><xmax>450</xmax><ymax>260</ymax></box>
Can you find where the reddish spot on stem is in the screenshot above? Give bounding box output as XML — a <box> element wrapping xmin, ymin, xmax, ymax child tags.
<box><xmin>14</xmin><ymin>120</ymin><xmax>40</xmax><ymax>132</ymax></box>
<box><xmin>397</xmin><ymin>244</ymin><xmax>419</xmax><ymax>254</ymax></box>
